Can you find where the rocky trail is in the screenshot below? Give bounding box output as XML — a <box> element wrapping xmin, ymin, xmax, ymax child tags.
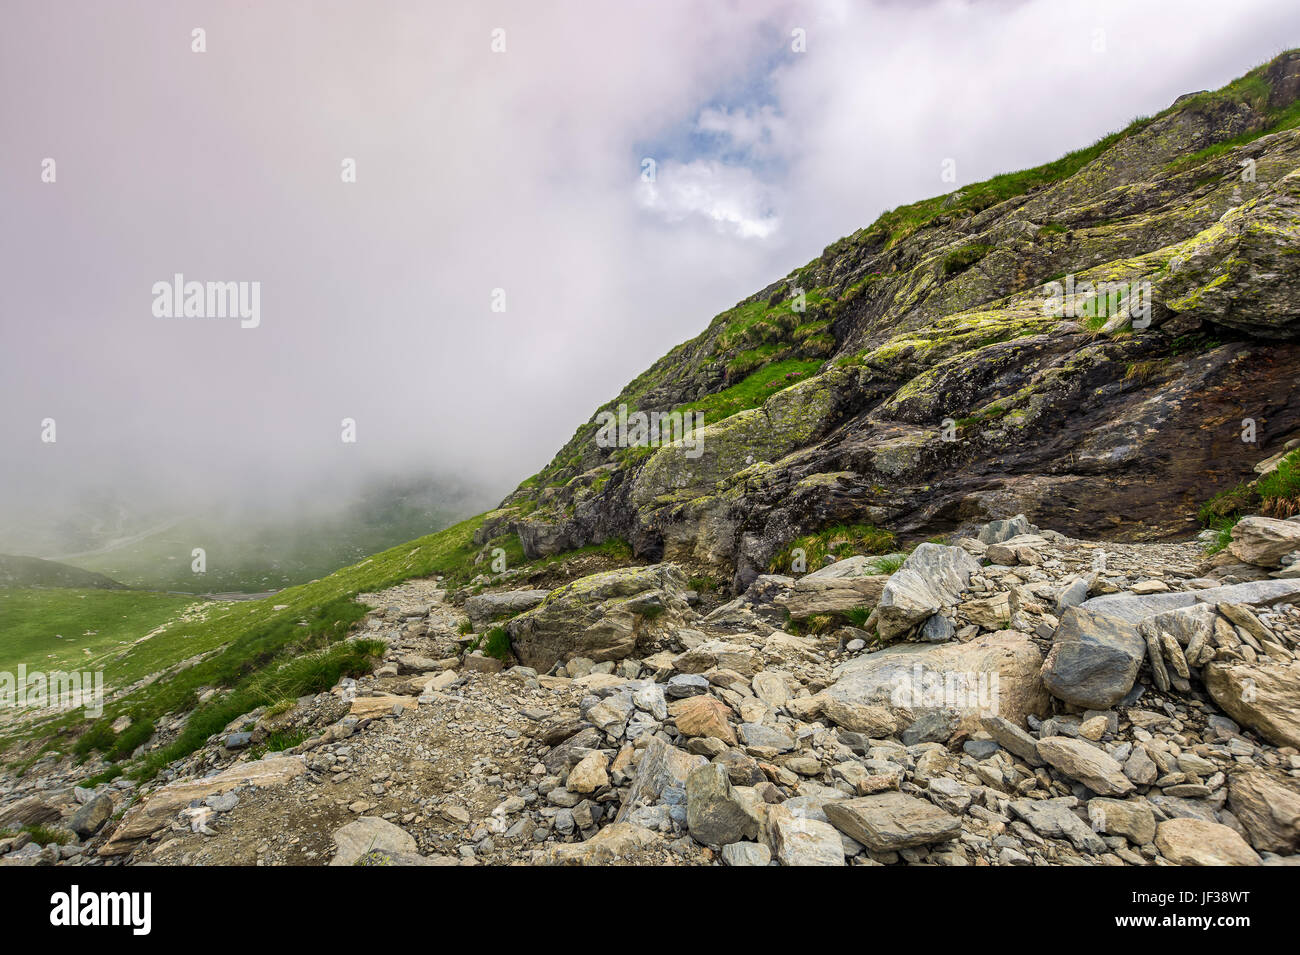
<box><xmin>5</xmin><ymin>509</ymin><xmax>1300</xmax><ymax>867</ymax></box>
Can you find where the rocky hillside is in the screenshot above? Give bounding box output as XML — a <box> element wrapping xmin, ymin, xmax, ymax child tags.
<box><xmin>481</xmin><ymin>50</ymin><xmax>1300</xmax><ymax>592</ymax></box>
<box><xmin>8</xmin><ymin>507</ymin><xmax>1300</xmax><ymax>867</ymax></box>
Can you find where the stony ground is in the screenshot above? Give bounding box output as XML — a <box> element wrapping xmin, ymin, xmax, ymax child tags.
<box><xmin>3</xmin><ymin>515</ymin><xmax>1300</xmax><ymax>867</ymax></box>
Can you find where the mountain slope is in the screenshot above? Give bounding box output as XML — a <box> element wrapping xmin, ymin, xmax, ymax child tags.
<box><xmin>0</xmin><ymin>555</ymin><xmax>125</xmax><ymax>591</ymax></box>
<box><xmin>483</xmin><ymin>50</ymin><xmax>1300</xmax><ymax>590</ymax></box>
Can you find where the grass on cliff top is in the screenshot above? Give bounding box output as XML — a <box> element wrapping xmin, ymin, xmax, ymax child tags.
<box><xmin>769</xmin><ymin>524</ymin><xmax>899</xmax><ymax>575</ymax></box>
<box><xmin>678</xmin><ymin>359</ymin><xmax>825</xmax><ymax>426</ymax></box>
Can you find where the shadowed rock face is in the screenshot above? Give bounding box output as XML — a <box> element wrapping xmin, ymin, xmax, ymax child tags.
<box><xmin>481</xmin><ymin>52</ymin><xmax>1300</xmax><ymax>592</ymax></box>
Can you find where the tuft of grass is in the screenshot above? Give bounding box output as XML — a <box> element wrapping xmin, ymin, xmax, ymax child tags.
<box><xmin>481</xmin><ymin>627</ymin><xmax>511</xmax><ymax>661</ymax></box>
<box><xmin>770</xmin><ymin>523</ymin><xmax>898</xmax><ymax>575</ymax></box>
<box><xmin>873</xmin><ymin>554</ymin><xmax>905</xmax><ymax>575</ymax></box>
<box><xmin>942</xmin><ymin>243</ymin><xmax>991</xmax><ymax>276</ymax></box>
<box><xmin>22</xmin><ymin>824</ymin><xmax>72</xmax><ymax>846</ymax></box>
<box><xmin>1198</xmin><ymin>480</ymin><xmax>1258</xmax><ymax>526</ymax></box>
<box><xmin>249</xmin><ymin>727</ymin><xmax>309</xmax><ymax>760</ymax></box>
<box><xmin>1258</xmin><ymin>450</ymin><xmax>1300</xmax><ymax>518</ymax></box>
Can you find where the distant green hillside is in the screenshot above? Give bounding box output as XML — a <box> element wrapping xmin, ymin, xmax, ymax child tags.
<box><xmin>0</xmin><ymin>588</ymin><xmax>196</xmax><ymax>676</ymax></box>
<box><xmin>0</xmin><ymin>554</ymin><xmax>126</xmax><ymax>591</ymax></box>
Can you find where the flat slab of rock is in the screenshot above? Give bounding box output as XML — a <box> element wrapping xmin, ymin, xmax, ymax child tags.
<box><xmin>782</xmin><ymin>574</ymin><xmax>890</xmax><ymax>620</ymax></box>
<box><xmin>330</xmin><ymin>817</ymin><xmax>417</xmax><ymax>866</ymax></box>
<box><xmin>349</xmin><ymin>694</ymin><xmax>417</xmax><ymax>718</ymax></box>
<box><xmin>1040</xmin><ymin>607</ymin><xmax>1146</xmax><ymax>709</ymax></box>
<box><xmin>0</xmin><ymin>795</ymin><xmax>61</xmax><ymax>829</ymax></box>
<box><xmin>820</xmin><ymin>631</ymin><xmax>1047</xmax><ymax>740</ymax></box>
<box><xmin>463</xmin><ymin>589</ymin><xmax>549</xmax><ymax>630</ymax></box>
<box><xmin>823</xmin><ymin>791</ymin><xmax>961</xmax><ymax>851</ymax></box>
<box><xmin>100</xmin><ymin>756</ymin><xmax>307</xmax><ymax>855</ymax></box>
<box><xmin>1193</xmin><ymin>578</ymin><xmax>1300</xmax><ymax>608</ymax></box>
<box><xmin>1155</xmin><ymin>818</ymin><xmax>1261</xmax><ymax>866</ymax></box>
<box><xmin>1078</xmin><ymin>591</ymin><xmax>1197</xmax><ymax>624</ymax></box>
<box><xmin>1035</xmin><ymin>736</ymin><xmax>1133</xmax><ymax>796</ymax></box>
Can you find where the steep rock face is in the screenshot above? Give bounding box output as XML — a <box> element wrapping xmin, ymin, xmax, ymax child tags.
<box><xmin>482</xmin><ymin>53</ymin><xmax>1300</xmax><ymax>590</ymax></box>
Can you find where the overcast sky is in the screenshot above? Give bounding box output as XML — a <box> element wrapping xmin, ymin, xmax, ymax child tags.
<box><xmin>2</xmin><ymin>0</ymin><xmax>1298</xmax><ymax>535</ymax></box>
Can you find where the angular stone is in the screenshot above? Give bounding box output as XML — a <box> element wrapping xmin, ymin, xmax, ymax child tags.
<box><xmin>1087</xmin><ymin>797</ymin><xmax>1155</xmax><ymax>845</ymax></box>
<box><xmin>876</xmin><ymin>543</ymin><xmax>981</xmax><ymax>640</ymax></box>
<box><xmin>330</xmin><ymin>817</ymin><xmax>417</xmax><ymax>866</ymax></box>
<box><xmin>669</xmin><ymin>695</ymin><xmax>737</xmax><ymax>745</ymax></box>
<box><xmin>685</xmin><ymin>764</ymin><xmax>758</xmax><ymax>846</ymax></box>
<box><xmin>980</xmin><ymin>714</ymin><xmax>1045</xmax><ymax>766</ymax></box>
<box><xmin>721</xmin><ymin>841</ymin><xmax>771</xmax><ymax>866</ymax></box>
<box><xmin>1009</xmin><ymin>796</ymin><xmax>1106</xmax><ymax>853</ymax></box>
<box><xmin>1040</xmin><ymin>607</ymin><xmax>1146</xmax><ymax>709</ymax></box>
<box><xmin>767</xmin><ymin>807</ymin><xmax>846</xmax><ymax>866</ymax></box>
<box><xmin>566</xmin><ymin>751</ymin><xmax>610</xmax><ymax>793</ymax></box>
<box><xmin>614</xmin><ymin>736</ymin><xmax>705</xmax><ymax>824</ymax></box>
<box><xmin>738</xmin><ymin>722</ymin><xmax>795</xmax><ymax>752</ymax></box>
<box><xmin>1228</xmin><ymin>769</ymin><xmax>1300</xmax><ymax>854</ymax></box>
<box><xmin>1205</xmin><ymin>658</ymin><xmax>1300</xmax><ymax>749</ymax></box>
<box><xmin>1036</xmin><ymin>737</ymin><xmax>1133</xmax><ymax>796</ymax></box>
<box><xmin>1229</xmin><ymin>516</ymin><xmax>1300</xmax><ymax>567</ymax></box>
<box><xmin>1155</xmin><ymin>818</ymin><xmax>1261</xmax><ymax>866</ymax></box>
<box><xmin>823</xmin><ymin>791</ymin><xmax>961</xmax><ymax>851</ymax></box>
<box><xmin>68</xmin><ymin>794</ymin><xmax>113</xmax><ymax>838</ymax></box>
<box><xmin>463</xmin><ymin>589</ymin><xmax>549</xmax><ymax>630</ymax></box>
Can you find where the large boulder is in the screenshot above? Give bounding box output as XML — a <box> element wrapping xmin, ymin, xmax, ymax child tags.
<box><xmin>1228</xmin><ymin>770</ymin><xmax>1300</xmax><ymax>854</ymax></box>
<box><xmin>1040</xmin><ymin>607</ymin><xmax>1147</xmax><ymax>709</ymax></box>
<box><xmin>977</xmin><ymin>514</ymin><xmax>1038</xmax><ymax>544</ymax></box>
<box><xmin>507</xmin><ymin>564</ymin><xmax>692</xmax><ymax>671</ymax></box>
<box><xmin>1229</xmin><ymin>515</ymin><xmax>1300</xmax><ymax>567</ymax></box>
<box><xmin>819</xmin><ymin>631</ymin><xmax>1048</xmax><ymax>740</ymax></box>
<box><xmin>1204</xmin><ymin>658</ymin><xmax>1300</xmax><ymax>749</ymax></box>
<box><xmin>1155</xmin><ymin>818</ymin><xmax>1261</xmax><ymax>866</ymax></box>
<box><xmin>781</xmin><ymin>573</ymin><xmax>890</xmax><ymax>621</ymax></box>
<box><xmin>99</xmin><ymin>756</ymin><xmax>307</xmax><ymax>856</ymax></box>
<box><xmin>875</xmin><ymin>543</ymin><xmax>980</xmax><ymax>640</ymax></box>
<box><xmin>823</xmin><ymin>792</ymin><xmax>961</xmax><ymax>851</ymax></box>
<box><xmin>463</xmin><ymin>589</ymin><xmax>549</xmax><ymax>630</ymax></box>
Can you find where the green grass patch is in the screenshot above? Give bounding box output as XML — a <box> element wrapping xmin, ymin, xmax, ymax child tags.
<box><xmin>942</xmin><ymin>243</ymin><xmax>991</xmax><ymax>276</ymax></box>
<box><xmin>770</xmin><ymin>524</ymin><xmax>898</xmax><ymax>574</ymax></box>
<box><xmin>678</xmin><ymin>359</ymin><xmax>824</xmax><ymax>426</ymax></box>
<box><xmin>1258</xmin><ymin>449</ymin><xmax>1300</xmax><ymax>518</ymax></box>
<box><xmin>0</xmin><ymin>588</ymin><xmax>196</xmax><ymax>678</ymax></box>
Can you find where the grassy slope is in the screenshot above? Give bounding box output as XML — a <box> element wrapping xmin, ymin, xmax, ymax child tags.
<box><xmin>0</xmin><ymin>588</ymin><xmax>196</xmax><ymax>676</ymax></box>
<box><xmin>0</xmin><ymin>555</ymin><xmax>126</xmax><ymax>590</ymax></box>
<box><xmin>1</xmin><ymin>515</ymin><xmax>488</xmax><ymax>773</ymax></box>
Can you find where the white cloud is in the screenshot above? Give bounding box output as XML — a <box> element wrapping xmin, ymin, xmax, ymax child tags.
<box><xmin>637</xmin><ymin>159</ymin><xmax>781</xmax><ymax>239</ymax></box>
